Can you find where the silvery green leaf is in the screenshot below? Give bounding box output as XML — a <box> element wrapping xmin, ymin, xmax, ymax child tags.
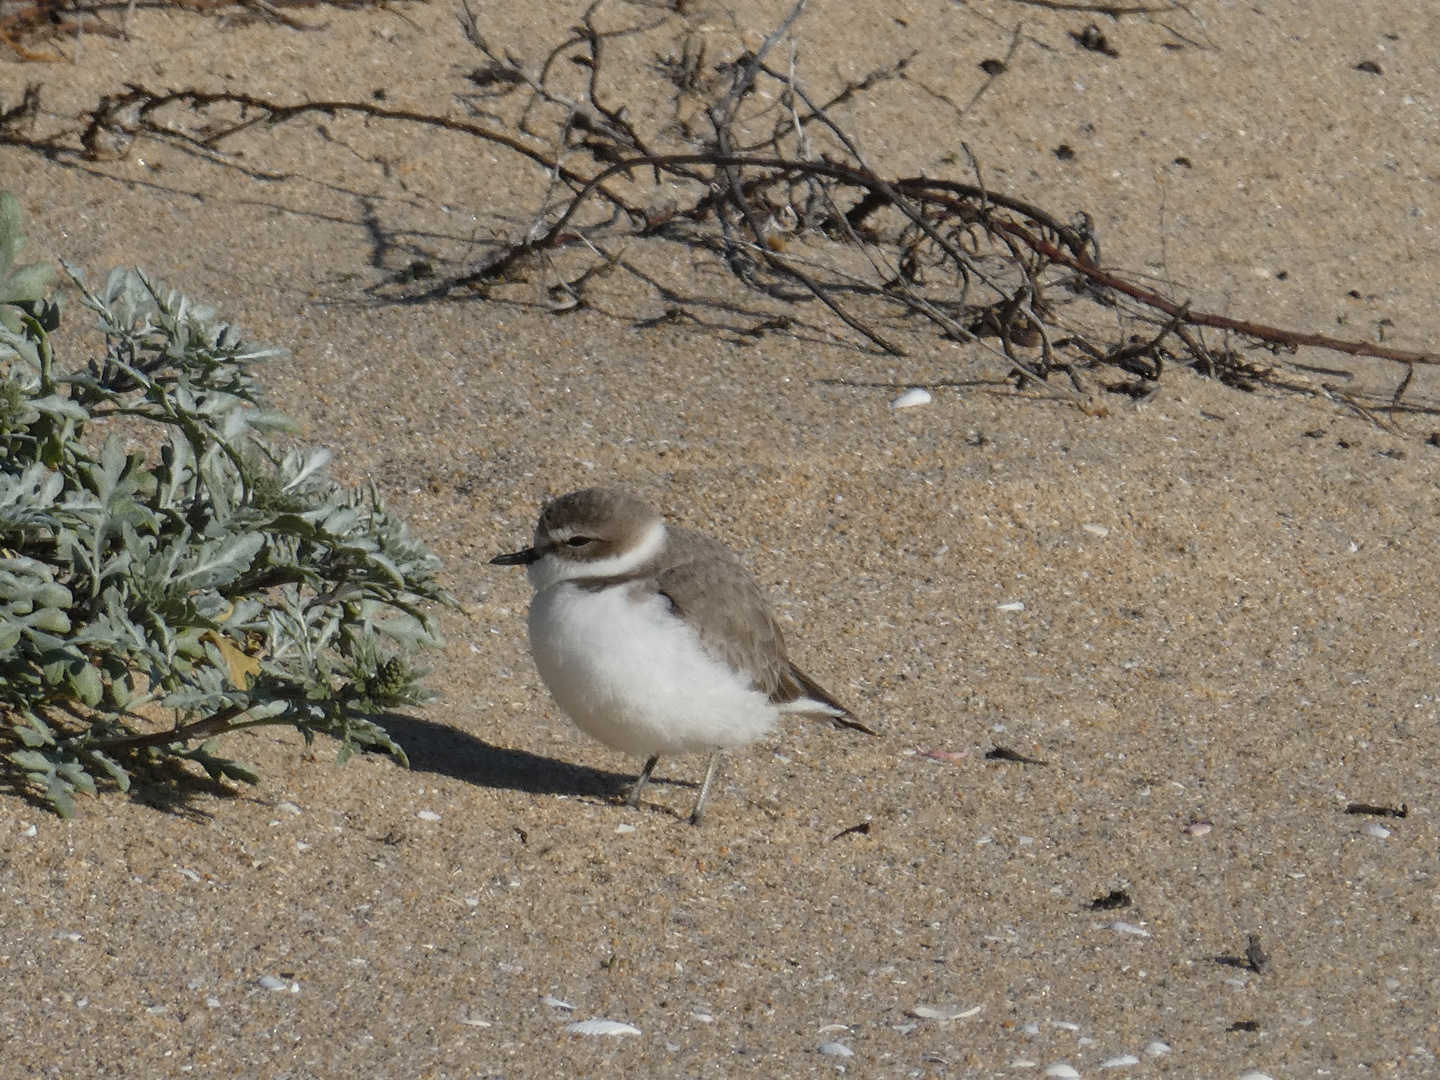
<box><xmin>67</xmin><ymin>662</ymin><xmax>104</xmax><ymax>706</ymax></box>
<box><xmin>0</xmin><ymin>324</ymin><xmax>39</xmax><ymax>364</ymax></box>
<box><xmin>281</xmin><ymin>448</ymin><xmax>333</xmax><ymax>491</ymax></box>
<box><xmin>373</xmin><ymin>613</ymin><xmax>443</xmax><ymax>649</ymax></box>
<box><xmin>9</xmin><ymin>749</ymin><xmax>54</xmax><ymax>772</ymax></box>
<box><xmin>218</xmin><ymin>759</ymin><xmax>259</xmax><ymax>784</ymax></box>
<box><xmin>45</xmin><ymin>774</ymin><xmax>76</xmax><ymax>818</ymax></box>
<box><xmin>249</xmin><ymin>700</ymin><xmax>292</xmax><ymax>721</ymax></box>
<box><xmin>173</xmin><ymin>532</ymin><xmax>264</xmax><ymax>589</ymax></box>
<box><xmin>83</xmin><ymin>750</ymin><xmax>131</xmax><ymax>792</ymax></box>
<box><xmin>25</xmin><ymin>607</ymin><xmax>71</xmax><ymax>634</ymax></box>
<box><xmin>0</xmin><ymin>261</ymin><xmax>55</xmax><ymax>305</ymax></box>
<box><xmin>21</xmin><ymin>626</ymin><xmax>72</xmax><ymax>652</ymax></box>
<box><xmin>16</xmin><ymin>723</ymin><xmax>53</xmax><ymax>748</ymax></box>
<box><xmin>56</xmin><ymin>761</ymin><xmax>97</xmax><ymax>797</ymax></box>
<box><xmin>34</xmin><ymin>581</ymin><xmax>73</xmax><ymax>609</ymax></box>
<box><xmin>30</xmin><ymin>394</ymin><xmax>89</xmax><ymax>421</ymax></box>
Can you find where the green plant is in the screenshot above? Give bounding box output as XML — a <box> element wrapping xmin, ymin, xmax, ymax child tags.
<box><xmin>0</xmin><ymin>191</ymin><xmax>453</xmax><ymax>816</ymax></box>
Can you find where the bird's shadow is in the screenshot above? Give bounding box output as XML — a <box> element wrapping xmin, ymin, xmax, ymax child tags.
<box><xmin>380</xmin><ymin>713</ymin><xmax>670</xmax><ymax>798</ymax></box>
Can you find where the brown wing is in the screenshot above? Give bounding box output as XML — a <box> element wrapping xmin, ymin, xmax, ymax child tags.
<box><xmin>654</xmin><ymin>528</ymin><xmax>790</xmax><ymax>700</ymax></box>
<box><xmin>655</xmin><ymin>529</ymin><xmax>869</xmax><ymax>731</ymax></box>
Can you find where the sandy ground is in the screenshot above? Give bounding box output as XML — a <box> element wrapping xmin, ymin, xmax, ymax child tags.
<box><xmin>3</xmin><ymin>1</ymin><xmax>1440</xmax><ymax>1077</ymax></box>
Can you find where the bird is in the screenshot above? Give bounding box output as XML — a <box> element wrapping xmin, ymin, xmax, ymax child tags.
<box><xmin>490</xmin><ymin>487</ymin><xmax>869</xmax><ymax>824</ymax></box>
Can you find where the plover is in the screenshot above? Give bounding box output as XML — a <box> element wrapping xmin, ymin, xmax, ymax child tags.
<box><xmin>491</xmin><ymin>487</ymin><xmax>868</xmax><ymax>824</ymax></box>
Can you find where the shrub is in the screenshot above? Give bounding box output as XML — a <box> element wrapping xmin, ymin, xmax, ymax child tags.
<box><xmin>0</xmin><ymin>191</ymin><xmax>453</xmax><ymax>816</ymax></box>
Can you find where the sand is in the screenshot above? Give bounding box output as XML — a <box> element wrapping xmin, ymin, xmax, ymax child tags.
<box><xmin>2</xmin><ymin>1</ymin><xmax>1438</xmax><ymax>1076</ymax></box>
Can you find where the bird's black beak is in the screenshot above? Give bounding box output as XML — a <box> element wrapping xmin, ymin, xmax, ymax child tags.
<box><xmin>490</xmin><ymin>547</ymin><xmax>540</xmax><ymax>566</ymax></box>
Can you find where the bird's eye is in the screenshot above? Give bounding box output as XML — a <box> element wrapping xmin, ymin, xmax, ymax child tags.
<box><xmin>565</xmin><ymin>536</ymin><xmax>594</xmax><ymax>547</ymax></box>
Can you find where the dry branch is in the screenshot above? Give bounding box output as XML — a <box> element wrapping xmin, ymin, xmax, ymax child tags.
<box><xmin>11</xmin><ymin>0</ymin><xmax>1434</xmax><ymax>424</ymax></box>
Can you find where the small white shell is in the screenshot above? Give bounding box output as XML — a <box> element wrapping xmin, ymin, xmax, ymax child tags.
<box><xmin>1238</xmin><ymin>1074</ymin><xmax>1276</xmax><ymax>1080</ymax></box>
<box><xmin>1108</xmin><ymin>920</ymin><xmax>1151</xmax><ymax>937</ymax></box>
<box><xmin>615</xmin><ymin>823</ymin><xmax>636</xmax><ymax>834</ymax></box>
<box><xmin>891</xmin><ymin>387</ymin><xmax>933</xmax><ymax>409</ymax></box>
<box><xmin>1185</xmin><ymin>822</ymin><xmax>1213</xmax><ymax>837</ymax></box>
<box><xmin>1082</xmin><ymin>523</ymin><xmax>1110</xmax><ymax>537</ymax></box>
<box><xmin>908</xmin><ymin>1005</ymin><xmax>954</xmax><ymax>1020</ymax></box>
<box><xmin>1143</xmin><ymin>1041</ymin><xmax>1171</xmax><ymax>1056</ymax></box>
<box><xmin>909</xmin><ymin>1003</ymin><xmax>981</xmax><ymax>1020</ymax></box>
<box><xmin>541</xmin><ymin>995</ymin><xmax>575</xmax><ymax>1010</ymax></box>
<box><xmin>566</xmin><ymin>1019</ymin><xmax>642</xmax><ymax>1037</ymax></box>
<box><xmin>257</xmin><ymin>975</ymin><xmax>288</xmax><ymax>991</ymax></box>
<box><xmin>1100</xmin><ymin>1054</ymin><xmax>1140</xmax><ymax>1068</ymax></box>
<box><xmin>818</xmin><ymin>1042</ymin><xmax>854</xmax><ymax>1057</ymax></box>
<box><xmin>1043</xmin><ymin>1066</ymin><xmax>1081</xmax><ymax>1078</ymax></box>
<box><xmin>997</xmin><ymin>601</ymin><xmax>1026</xmax><ymax>612</ymax></box>
<box><xmin>416</xmin><ymin>810</ymin><xmax>442</xmax><ymax>822</ymax></box>
<box><xmin>1362</xmin><ymin>823</ymin><xmax>1391</xmax><ymax>839</ymax></box>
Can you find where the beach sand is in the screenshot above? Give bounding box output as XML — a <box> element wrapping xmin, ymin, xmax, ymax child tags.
<box><xmin>2</xmin><ymin>2</ymin><xmax>1438</xmax><ymax>1075</ymax></box>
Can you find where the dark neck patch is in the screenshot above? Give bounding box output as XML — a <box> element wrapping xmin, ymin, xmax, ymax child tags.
<box><xmin>570</xmin><ymin>569</ymin><xmax>659</xmax><ymax>593</ymax></box>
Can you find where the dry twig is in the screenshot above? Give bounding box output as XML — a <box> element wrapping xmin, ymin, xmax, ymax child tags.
<box><xmin>10</xmin><ymin>0</ymin><xmax>1434</xmax><ymax>423</ymax></box>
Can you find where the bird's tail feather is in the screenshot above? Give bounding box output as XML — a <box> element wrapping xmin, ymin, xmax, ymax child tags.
<box><xmin>779</xmin><ymin>665</ymin><xmax>879</xmax><ymax>736</ymax></box>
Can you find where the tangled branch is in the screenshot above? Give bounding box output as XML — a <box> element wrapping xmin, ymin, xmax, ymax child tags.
<box><xmin>18</xmin><ymin>0</ymin><xmax>1436</xmax><ymax>422</ymax></box>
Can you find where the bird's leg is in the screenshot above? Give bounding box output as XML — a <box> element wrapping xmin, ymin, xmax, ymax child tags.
<box><xmin>688</xmin><ymin>750</ymin><xmax>722</xmax><ymax>826</ymax></box>
<box><xmin>625</xmin><ymin>755</ymin><xmax>660</xmax><ymax>807</ymax></box>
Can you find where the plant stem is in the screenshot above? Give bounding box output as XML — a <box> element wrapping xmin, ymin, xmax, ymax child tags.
<box><xmin>92</xmin><ymin>704</ymin><xmax>247</xmax><ymax>750</ymax></box>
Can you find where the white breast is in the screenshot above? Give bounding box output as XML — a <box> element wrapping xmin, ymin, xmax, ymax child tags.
<box><xmin>526</xmin><ymin>581</ymin><xmax>778</xmax><ymax>757</ymax></box>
